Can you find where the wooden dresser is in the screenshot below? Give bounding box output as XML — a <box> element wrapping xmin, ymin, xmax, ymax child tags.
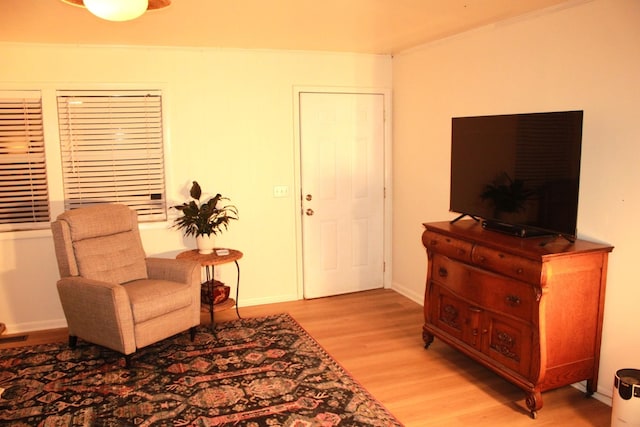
<box><xmin>421</xmin><ymin>220</ymin><xmax>613</xmax><ymax>418</ymax></box>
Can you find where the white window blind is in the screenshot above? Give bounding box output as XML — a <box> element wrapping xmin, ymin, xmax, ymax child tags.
<box><xmin>0</xmin><ymin>91</ymin><xmax>50</xmax><ymax>230</ymax></box>
<box><xmin>57</xmin><ymin>90</ymin><xmax>166</xmax><ymax>222</ymax></box>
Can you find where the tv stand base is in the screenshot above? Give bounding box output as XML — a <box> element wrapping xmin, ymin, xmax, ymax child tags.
<box><xmin>450</xmin><ymin>213</ymin><xmax>479</xmax><ymax>224</ymax></box>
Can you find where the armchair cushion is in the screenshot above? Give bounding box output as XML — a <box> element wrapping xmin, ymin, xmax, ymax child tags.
<box><xmin>124</xmin><ymin>279</ymin><xmax>194</xmax><ymax>323</ymax></box>
<box><xmin>74</xmin><ymin>231</ymin><xmax>148</xmax><ymax>284</ymax></box>
<box><xmin>57</xmin><ymin>204</ymin><xmax>148</xmax><ymax>284</ymax></box>
<box><xmin>63</xmin><ymin>202</ymin><xmax>135</xmax><ymax>240</ymax></box>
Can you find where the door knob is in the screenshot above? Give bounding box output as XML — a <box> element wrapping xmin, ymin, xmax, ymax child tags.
<box><xmin>306</xmin><ymin>208</ymin><xmax>314</xmax><ymax>216</ymax></box>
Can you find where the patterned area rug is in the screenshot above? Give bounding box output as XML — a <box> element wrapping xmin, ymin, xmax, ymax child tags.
<box><xmin>0</xmin><ymin>313</ymin><xmax>402</xmax><ymax>426</ymax></box>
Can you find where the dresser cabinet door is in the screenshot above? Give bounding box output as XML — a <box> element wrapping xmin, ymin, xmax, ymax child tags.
<box><xmin>429</xmin><ymin>284</ymin><xmax>483</xmax><ymax>349</ymax></box>
<box><xmin>481</xmin><ymin>311</ymin><xmax>535</xmax><ymax>378</ymax></box>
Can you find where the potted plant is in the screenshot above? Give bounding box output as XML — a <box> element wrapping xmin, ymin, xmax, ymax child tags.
<box><xmin>172</xmin><ymin>181</ymin><xmax>239</xmax><ymax>254</ymax></box>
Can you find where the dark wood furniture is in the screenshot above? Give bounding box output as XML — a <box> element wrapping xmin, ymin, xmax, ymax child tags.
<box><xmin>176</xmin><ymin>249</ymin><xmax>242</xmax><ymax>328</ymax></box>
<box><xmin>421</xmin><ymin>220</ymin><xmax>613</xmax><ymax>418</ymax></box>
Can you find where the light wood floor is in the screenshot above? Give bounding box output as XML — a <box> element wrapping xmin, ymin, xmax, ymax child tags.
<box><xmin>0</xmin><ymin>289</ymin><xmax>612</xmax><ymax>426</ymax></box>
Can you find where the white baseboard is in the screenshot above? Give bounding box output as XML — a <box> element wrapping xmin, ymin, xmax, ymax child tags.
<box><xmin>572</xmin><ymin>381</ymin><xmax>613</xmax><ymax>407</ymax></box>
<box><xmin>4</xmin><ymin>319</ymin><xmax>68</xmax><ymax>335</ymax></box>
<box><xmin>389</xmin><ymin>281</ymin><xmax>424</xmax><ymax>306</ymax></box>
<box><xmin>238</xmin><ymin>293</ymin><xmax>299</xmax><ymax>308</ymax></box>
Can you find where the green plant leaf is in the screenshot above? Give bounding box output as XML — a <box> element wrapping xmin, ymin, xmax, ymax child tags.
<box><xmin>190</xmin><ymin>181</ymin><xmax>202</xmax><ymax>201</ymax></box>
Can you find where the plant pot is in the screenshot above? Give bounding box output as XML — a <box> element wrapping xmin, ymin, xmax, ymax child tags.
<box><xmin>196</xmin><ymin>234</ymin><xmax>215</xmax><ymax>254</ymax></box>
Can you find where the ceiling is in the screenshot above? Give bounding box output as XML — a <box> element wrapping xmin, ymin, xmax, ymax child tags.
<box><xmin>1</xmin><ymin>0</ymin><xmax>572</xmax><ymax>55</ymax></box>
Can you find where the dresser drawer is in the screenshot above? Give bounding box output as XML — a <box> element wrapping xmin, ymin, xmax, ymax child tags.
<box><xmin>472</xmin><ymin>245</ymin><xmax>542</xmax><ymax>284</ymax></box>
<box><xmin>423</xmin><ymin>230</ymin><xmax>473</xmax><ymax>262</ymax></box>
<box><xmin>431</xmin><ymin>255</ymin><xmax>536</xmax><ymax>322</ymax></box>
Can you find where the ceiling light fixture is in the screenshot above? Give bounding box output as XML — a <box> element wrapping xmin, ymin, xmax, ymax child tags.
<box><xmin>85</xmin><ymin>0</ymin><xmax>148</xmax><ymax>21</ymax></box>
<box><xmin>61</xmin><ymin>0</ymin><xmax>171</xmax><ymax>22</ymax></box>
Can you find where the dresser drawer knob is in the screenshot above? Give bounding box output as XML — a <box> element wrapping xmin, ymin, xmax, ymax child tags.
<box><xmin>505</xmin><ymin>295</ymin><xmax>521</xmax><ymax>306</ymax></box>
<box><xmin>438</xmin><ymin>267</ymin><xmax>448</xmax><ymax>278</ymax></box>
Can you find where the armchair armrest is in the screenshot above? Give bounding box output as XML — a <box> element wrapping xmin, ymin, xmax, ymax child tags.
<box><xmin>56</xmin><ymin>277</ymin><xmax>136</xmax><ymax>355</ymax></box>
<box><xmin>146</xmin><ymin>257</ymin><xmax>200</xmax><ymax>286</ymax></box>
<box><xmin>145</xmin><ymin>257</ymin><xmax>202</xmax><ymax>326</ymax></box>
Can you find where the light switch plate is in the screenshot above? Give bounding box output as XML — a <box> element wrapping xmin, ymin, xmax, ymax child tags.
<box><xmin>273</xmin><ymin>185</ymin><xmax>289</xmax><ymax>198</ymax></box>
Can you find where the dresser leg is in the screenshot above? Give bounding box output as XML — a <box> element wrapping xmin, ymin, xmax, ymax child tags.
<box><xmin>423</xmin><ymin>329</ymin><xmax>434</xmax><ymax>349</ymax></box>
<box><xmin>525</xmin><ymin>390</ymin><xmax>542</xmax><ymax>419</ymax></box>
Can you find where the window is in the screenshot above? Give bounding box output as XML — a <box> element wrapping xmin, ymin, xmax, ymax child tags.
<box><xmin>0</xmin><ymin>91</ymin><xmax>50</xmax><ymax>231</ymax></box>
<box><xmin>56</xmin><ymin>90</ymin><xmax>167</xmax><ymax>222</ymax></box>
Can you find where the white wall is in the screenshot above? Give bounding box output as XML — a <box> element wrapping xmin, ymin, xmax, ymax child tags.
<box><xmin>0</xmin><ymin>44</ymin><xmax>392</xmax><ymax>331</ymax></box>
<box><xmin>392</xmin><ymin>0</ymin><xmax>640</xmax><ymax>403</ymax></box>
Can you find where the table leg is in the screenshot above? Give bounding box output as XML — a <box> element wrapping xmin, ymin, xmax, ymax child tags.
<box><xmin>234</xmin><ymin>260</ymin><xmax>241</xmax><ymax>319</ymax></box>
<box><xmin>204</xmin><ymin>261</ymin><xmax>241</xmax><ymax>329</ymax></box>
<box><xmin>206</xmin><ymin>265</ymin><xmax>215</xmax><ymax>330</ymax></box>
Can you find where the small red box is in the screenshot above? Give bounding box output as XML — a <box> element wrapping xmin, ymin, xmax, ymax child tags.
<box><xmin>201</xmin><ymin>280</ymin><xmax>230</xmax><ymax>305</ymax></box>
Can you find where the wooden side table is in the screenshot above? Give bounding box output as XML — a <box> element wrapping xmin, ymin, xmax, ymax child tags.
<box><xmin>176</xmin><ymin>248</ymin><xmax>242</xmax><ymax>328</ymax></box>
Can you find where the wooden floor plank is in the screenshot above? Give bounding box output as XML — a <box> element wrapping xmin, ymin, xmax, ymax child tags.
<box><xmin>0</xmin><ymin>289</ymin><xmax>612</xmax><ymax>426</ymax></box>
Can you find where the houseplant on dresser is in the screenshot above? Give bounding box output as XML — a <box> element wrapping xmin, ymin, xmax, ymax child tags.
<box><xmin>172</xmin><ymin>181</ymin><xmax>238</xmax><ymax>254</ymax></box>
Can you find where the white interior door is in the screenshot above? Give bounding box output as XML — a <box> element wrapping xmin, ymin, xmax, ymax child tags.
<box><xmin>300</xmin><ymin>92</ymin><xmax>385</xmax><ymax>299</ymax></box>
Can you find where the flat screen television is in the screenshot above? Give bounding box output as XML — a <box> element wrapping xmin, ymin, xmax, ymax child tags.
<box><xmin>449</xmin><ymin>110</ymin><xmax>583</xmax><ymax>239</ymax></box>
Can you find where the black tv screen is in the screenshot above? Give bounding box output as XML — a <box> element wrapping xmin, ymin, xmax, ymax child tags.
<box><xmin>450</xmin><ymin>110</ymin><xmax>583</xmax><ymax>238</ymax></box>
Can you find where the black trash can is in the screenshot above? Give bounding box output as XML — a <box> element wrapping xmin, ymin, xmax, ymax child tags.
<box><xmin>612</xmin><ymin>369</ymin><xmax>640</xmax><ymax>426</ymax></box>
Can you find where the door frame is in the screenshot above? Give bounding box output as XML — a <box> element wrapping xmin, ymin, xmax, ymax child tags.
<box><xmin>293</xmin><ymin>86</ymin><xmax>393</xmax><ymax>299</ymax></box>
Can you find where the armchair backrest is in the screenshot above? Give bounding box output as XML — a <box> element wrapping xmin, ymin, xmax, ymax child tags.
<box><xmin>51</xmin><ymin>204</ymin><xmax>148</xmax><ymax>284</ymax></box>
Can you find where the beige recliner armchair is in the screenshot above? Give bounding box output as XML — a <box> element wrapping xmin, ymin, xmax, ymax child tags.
<box><xmin>51</xmin><ymin>204</ymin><xmax>201</xmax><ymax>363</ymax></box>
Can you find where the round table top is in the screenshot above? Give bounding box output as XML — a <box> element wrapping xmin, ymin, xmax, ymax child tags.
<box><xmin>176</xmin><ymin>248</ymin><xmax>243</xmax><ymax>266</ymax></box>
